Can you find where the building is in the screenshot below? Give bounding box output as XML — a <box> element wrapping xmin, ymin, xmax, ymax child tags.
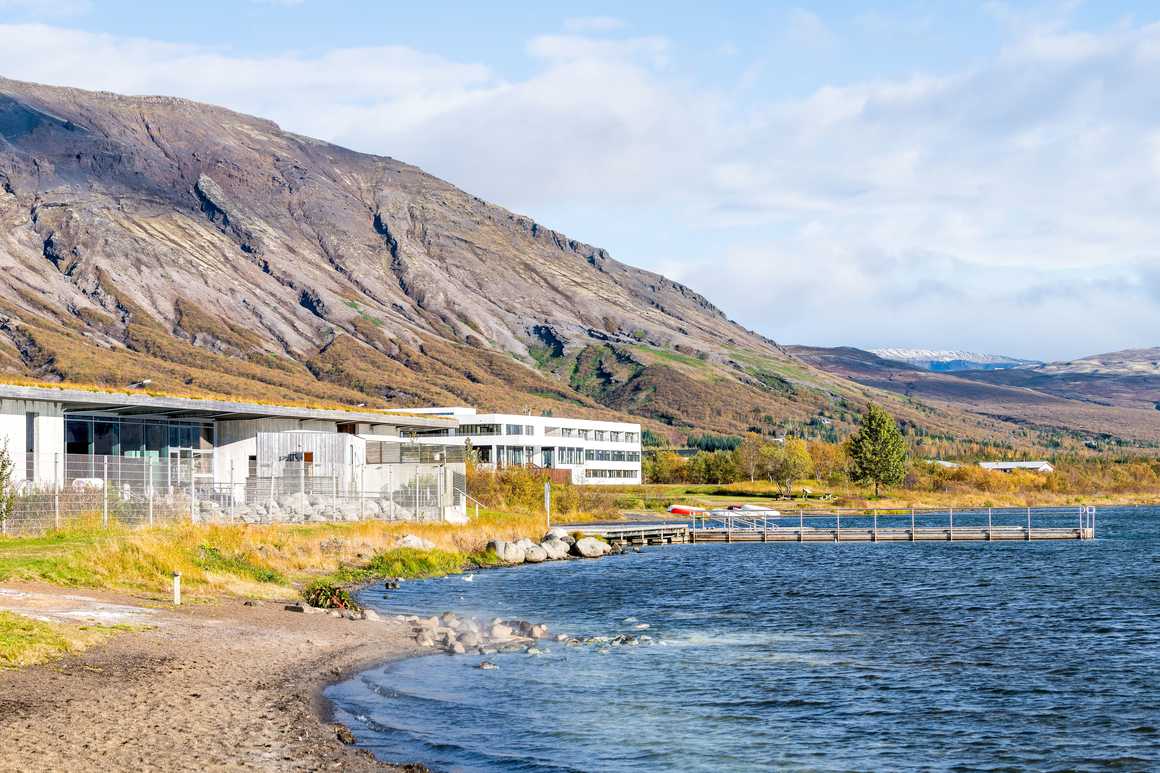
<box><xmin>394</xmin><ymin>407</ymin><xmax>643</xmax><ymax>485</ymax></box>
<box><xmin>0</xmin><ymin>384</ymin><xmax>467</xmax><ymax>522</ymax></box>
<box><xmin>978</xmin><ymin>461</ymin><xmax>1055</xmax><ymax>474</ymax></box>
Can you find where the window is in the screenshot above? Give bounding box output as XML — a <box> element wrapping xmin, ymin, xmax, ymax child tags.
<box><xmin>505</xmin><ymin>424</ymin><xmax>523</xmax><ymax>435</ymax></box>
<box><xmin>525</xmin><ymin>425</ymin><xmax>534</xmax><ymax>435</ymax></box>
<box><xmin>578</xmin><ymin>429</ymin><xmax>590</xmax><ymax>440</ymax></box>
<box><xmin>561</xmin><ymin>427</ymin><xmax>575</xmax><ymax>438</ymax></box>
<box><xmin>610</xmin><ymin>431</ymin><xmax>621</xmax><ymax>443</ymax></box>
<box><xmin>585</xmin><ymin>469</ymin><xmax>638</xmax><ymax>479</ymax></box>
<box><xmin>25</xmin><ymin>413</ymin><xmax>36</xmax><ymax>454</ymax></box>
<box><xmin>624</xmin><ymin>432</ymin><xmax>637</xmax><ymax>443</ymax></box>
<box><xmin>145</xmin><ymin>424</ymin><xmax>165</xmax><ymax>458</ymax></box>
<box><xmin>594</xmin><ymin>430</ymin><xmax>607</xmax><ymax>441</ymax></box>
<box><xmin>120</xmin><ymin>422</ymin><xmax>144</xmax><ymax>457</ymax></box>
<box><xmin>94</xmin><ymin>421</ymin><xmax>118</xmax><ymax>456</ymax></box>
<box><xmin>65</xmin><ymin>417</ymin><xmax>90</xmax><ymax>454</ymax></box>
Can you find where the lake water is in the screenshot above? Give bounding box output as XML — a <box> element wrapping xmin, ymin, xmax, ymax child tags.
<box><xmin>327</xmin><ymin>507</ymin><xmax>1160</xmax><ymax>772</ymax></box>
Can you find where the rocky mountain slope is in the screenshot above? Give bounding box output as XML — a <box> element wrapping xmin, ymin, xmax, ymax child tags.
<box><xmin>0</xmin><ymin>77</ymin><xmax>1154</xmax><ymax>448</ymax></box>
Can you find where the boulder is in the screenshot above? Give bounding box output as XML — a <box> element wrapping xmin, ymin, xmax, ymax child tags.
<box><xmin>514</xmin><ymin>538</ymin><xmax>537</xmax><ymax>551</ymax></box>
<box><xmin>540</xmin><ymin>539</ymin><xmax>570</xmax><ymax>560</ymax></box>
<box><xmin>278</xmin><ymin>492</ymin><xmax>312</xmax><ymax>514</ymax></box>
<box><xmin>488</xmin><ymin>540</ymin><xmax>526</xmax><ymax>564</ymax></box>
<box><xmin>544</xmin><ymin>527</ymin><xmax>571</xmax><ymax>542</ymax></box>
<box><xmin>523</xmin><ymin>545</ymin><xmax>548</xmax><ymax>563</ymax></box>
<box><xmin>489</xmin><ymin>622</ymin><xmax>514</xmax><ymax>640</ymax></box>
<box><xmin>572</xmin><ymin>537</ymin><xmax>611</xmax><ymax>558</ymax></box>
<box><xmin>397</xmin><ymin>534</ymin><xmax>436</xmax><ymax>550</ymax></box>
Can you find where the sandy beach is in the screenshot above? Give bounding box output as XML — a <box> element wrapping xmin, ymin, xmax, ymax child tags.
<box><xmin>0</xmin><ymin>582</ymin><xmax>421</xmax><ymax>772</ymax></box>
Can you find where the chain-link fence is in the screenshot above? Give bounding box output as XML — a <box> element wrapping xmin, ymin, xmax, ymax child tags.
<box><xmin>1</xmin><ymin>453</ymin><xmax>465</xmax><ymax>536</ymax></box>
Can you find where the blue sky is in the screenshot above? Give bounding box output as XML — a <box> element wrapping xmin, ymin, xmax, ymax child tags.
<box><xmin>2</xmin><ymin>0</ymin><xmax>1160</xmax><ymax>360</ymax></box>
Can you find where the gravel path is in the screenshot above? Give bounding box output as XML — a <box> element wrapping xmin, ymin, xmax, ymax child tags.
<box><xmin>0</xmin><ymin>582</ymin><xmax>422</xmax><ymax>772</ymax></box>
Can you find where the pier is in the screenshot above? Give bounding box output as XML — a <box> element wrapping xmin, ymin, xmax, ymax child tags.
<box><xmin>570</xmin><ymin>506</ymin><xmax>1096</xmax><ymax>545</ymax></box>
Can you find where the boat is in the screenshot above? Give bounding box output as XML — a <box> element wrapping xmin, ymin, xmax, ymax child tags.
<box><xmin>667</xmin><ymin>505</ymin><xmax>707</xmax><ymax>516</ymax></box>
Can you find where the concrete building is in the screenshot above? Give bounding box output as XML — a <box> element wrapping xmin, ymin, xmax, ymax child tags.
<box><xmin>394</xmin><ymin>407</ymin><xmax>643</xmax><ymax>485</ymax></box>
<box><xmin>0</xmin><ymin>384</ymin><xmax>467</xmax><ymax>522</ymax></box>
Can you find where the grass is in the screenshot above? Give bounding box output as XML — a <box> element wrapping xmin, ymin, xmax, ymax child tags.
<box><xmin>0</xmin><ymin>507</ymin><xmax>579</xmax><ymax>602</ymax></box>
<box><xmin>0</xmin><ymin>611</ymin><xmax>128</xmax><ymax>669</ymax></box>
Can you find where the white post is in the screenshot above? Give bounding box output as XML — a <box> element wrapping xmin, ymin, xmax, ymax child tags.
<box><xmin>54</xmin><ymin>452</ymin><xmax>60</xmax><ymax>530</ymax></box>
<box><xmin>102</xmin><ymin>456</ymin><xmax>109</xmax><ymax>528</ymax></box>
<box><xmin>148</xmin><ymin>458</ymin><xmax>155</xmax><ymax>527</ymax></box>
<box><xmin>189</xmin><ymin>456</ymin><xmax>196</xmax><ymax>524</ymax></box>
<box><xmin>172</xmin><ymin>571</ymin><xmax>182</xmax><ymax>606</ymax></box>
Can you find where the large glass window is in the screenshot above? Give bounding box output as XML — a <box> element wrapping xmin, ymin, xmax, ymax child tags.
<box><xmin>66</xmin><ymin>419</ymin><xmax>90</xmax><ymax>456</ymax></box>
<box><xmin>120</xmin><ymin>422</ymin><xmax>144</xmax><ymax>457</ymax></box>
<box><xmin>145</xmin><ymin>424</ymin><xmax>165</xmax><ymax>458</ymax></box>
<box><xmin>93</xmin><ymin>421</ymin><xmax>118</xmax><ymax>456</ymax></box>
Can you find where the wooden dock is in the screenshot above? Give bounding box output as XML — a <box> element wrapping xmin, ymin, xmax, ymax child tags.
<box><xmin>568</xmin><ymin>506</ymin><xmax>1097</xmax><ymax>545</ymax></box>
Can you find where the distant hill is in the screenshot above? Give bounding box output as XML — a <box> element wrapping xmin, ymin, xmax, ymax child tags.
<box><xmin>870</xmin><ymin>348</ymin><xmax>1041</xmax><ymax>372</ymax></box>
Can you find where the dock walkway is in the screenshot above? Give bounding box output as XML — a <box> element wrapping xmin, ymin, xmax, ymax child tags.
<box><xmin>567</xmin><ymin>506</ymin><xmax>1096</xmax><ymax>546</ymax></box>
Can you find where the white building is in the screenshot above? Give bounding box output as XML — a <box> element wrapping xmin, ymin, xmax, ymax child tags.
<box><xmin>395</xmin><ymin>407</ymin><xmax>642</xmax><ymax>485</ymax></box>
<box><xmin>979</xmin><ymin>461</ymin><xmax>1055</xmax><ymax>474</ymax></box>
<box><xmin>0</xmin><ymin>384</ymin><xmax>467</xmax><ymax>521</ymax></box>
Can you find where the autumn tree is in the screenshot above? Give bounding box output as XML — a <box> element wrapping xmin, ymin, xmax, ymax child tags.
<box><xmin>807</xmin><ymin>440</ymin><xmax>848</xmax><ymax>483</ymax></box>
<box><xmin>766</xmin><ymin>437</ymin><xmax>813</xmax><ymax>494</ymax></box>
<box><xmin>848</xmin><ymin>404</ymin><xmax>907</xmax><ymax>497</ymax></box>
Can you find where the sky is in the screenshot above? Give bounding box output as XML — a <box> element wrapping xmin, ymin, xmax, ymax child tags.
<box><xmin>1</xmin><ymin>0</ymin><xmax>1159</xmax><ymax>361</ymax></box>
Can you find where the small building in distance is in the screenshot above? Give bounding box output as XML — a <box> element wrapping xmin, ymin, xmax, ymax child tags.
<box><xmin>395</xmin><ymin>407</ymin><xmax>643</xmax><ymax>485</ymax></box>
<box><xmin>978</xmin><ymin>460</ymin><xmax>1055</xmax><ymax>474</ymax></box>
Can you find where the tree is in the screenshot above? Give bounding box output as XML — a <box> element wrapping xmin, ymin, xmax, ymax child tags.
<box><xmin>0</xmin><ymin>442</ymin><xmax>15</xmax><ymax>530</ymax></box>
<box><xmin>848</xmin><ymin>404</ymin><xmax>908</xmax><ymax>497</ymax></box>
<box><xmin>766</xmin><ymin>437</ymin><xmax>813</xmax><ymax>494</ymax></box>
<box><xmin>645</xmin><ymin>451</ymin><xmax>689</xmax><ymax>484</ymax></box>
<box><xmin>807</xmin><ymin>440</ymin><xmax>848</xmax><ymax>483</ymax></box>
<box><xmin>737</xmin><ymin>433</ymin><xmax>766</xmax><ymax>482</ymax></box>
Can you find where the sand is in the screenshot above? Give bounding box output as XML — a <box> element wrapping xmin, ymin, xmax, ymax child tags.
<box><xmin>0</xmin><ymin>582</ymin><xmax>423</xmax><ymax>772</ymax></box>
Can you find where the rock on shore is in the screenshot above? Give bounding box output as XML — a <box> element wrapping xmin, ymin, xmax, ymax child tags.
<box><xmin>487</xmin><ymin>530</ymin><xmax>614</xmax><ymax>566</ymax></box>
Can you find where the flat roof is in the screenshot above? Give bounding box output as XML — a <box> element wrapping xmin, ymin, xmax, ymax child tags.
<box><xmin>0</xmin><ymin>384</ymin><xmax>455</xmax><ymax>429</ymax></box>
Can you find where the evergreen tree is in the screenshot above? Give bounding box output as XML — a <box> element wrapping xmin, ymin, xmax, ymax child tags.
<box><xmin>848</xmin><ymin>404</ymin><xmax>907</xmax><ymax>497</ymax></box>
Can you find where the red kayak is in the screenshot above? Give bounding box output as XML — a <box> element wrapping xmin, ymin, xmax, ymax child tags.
<box><xmin>667</xmin><ymin>505</ymin><xmax>707</xmax><ymax>516</ymax></box>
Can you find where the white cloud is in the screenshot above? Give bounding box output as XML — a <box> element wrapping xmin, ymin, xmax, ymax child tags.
<box><xmin>2</xmin><ymin>15</ymin><xmax>1160</xmax><ymax>358</ymax></box>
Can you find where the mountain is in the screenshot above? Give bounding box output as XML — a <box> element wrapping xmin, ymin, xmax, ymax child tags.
<box><xmin>870</xmin><ymin>348</ymin><xmax>1040</xmax><ymax>372</ymax></box>
<box><xmin>0</xmin><ymin>76</ymin><xmax>867</xmax><ymax>440</ymax></box>
<box><xmin>788</xmin><ymin>345</ymin><xmax>1160</xmax><ymax>444</ymax></box>
<box><xmin>956</xmin><ymin>347</ymin><xmax>1160</xmax><ymax>412</ymax></box>
<box><xmin>0</xmin><ymin>76</ymin><xmax>1156</xmax><ymax>449</ymax></box>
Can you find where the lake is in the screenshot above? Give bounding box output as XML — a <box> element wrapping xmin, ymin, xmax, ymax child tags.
<box><xmin>327</xmin><ymin>506</ymin><xmax>1159</xmax><ymax>772</ymax></box>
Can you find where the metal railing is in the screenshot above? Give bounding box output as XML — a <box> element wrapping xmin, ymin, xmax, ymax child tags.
<box><xmin>684</xmin><ymin>506</ymin><xmax>1097</xmax><ymax>540</ymax></box>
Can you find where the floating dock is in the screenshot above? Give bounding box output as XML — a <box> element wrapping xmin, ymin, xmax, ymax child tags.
<box><xmin>569</xmin><ymin>506</ymin><xmax>1096</xmax><ymax>545</ymax></box>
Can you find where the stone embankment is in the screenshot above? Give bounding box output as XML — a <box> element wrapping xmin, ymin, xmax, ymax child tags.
<box><xmin>408</xmin><ymin>610</ymin><xmax>657</xmax><ymax>659</ymax></box>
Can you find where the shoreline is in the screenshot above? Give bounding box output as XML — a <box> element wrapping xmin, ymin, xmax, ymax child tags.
<box><xmin>0</xmin><ymin>581</ymin><xmax>429</xmax><ymax>772</ymax></box>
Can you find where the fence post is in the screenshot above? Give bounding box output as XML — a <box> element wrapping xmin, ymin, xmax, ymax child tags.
<box><xmin>872</xmin><ymin>509</ymin><xmax>878</xmax><ymax>542</ymax></box>
<box><xmin>190</xmin><ymin>456</ymin><xmax>196</xmax><ymax>524</ymax></box>
<box><xmin>910</xmin><ymin>508</ymin><xmax>915</xmax><ymax>541</ymax></box>
<box><xmin>102</xmin><ymin>456</ymin><xmax>109</xmax><ymax>528</ymax></box>
<box><xmin>949</xmin><ymin>507</ymin><xmax>954</xmax><ymax>542</ymax></box>
<box><xmin>1026</xmin><ymin>506</ymin><xmax>1031</xmax><ymax>541</ymax></box>
<box><xmin>148</xmin><ymin>458</ymin><xmax>155</xmax><ymax>527</ymax></box>
<box><xmin>54</xmin><ymin>452</ymin><xmax>60</xmax><ymax>530</ymax></box>
<box><xmin>987</xmin><ymin>507</ymin><xmax>992</xmax><ymax>540</ymax></box>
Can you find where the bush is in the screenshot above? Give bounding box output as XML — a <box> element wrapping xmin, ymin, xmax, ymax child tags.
<box><xmin>194</xmin><ymin>545</ymin><xmax>284</xmax><ymax>584</ymax></box>
<box><xmin>302</xmin><ymin>580</ymin><xmax>359</xmax><ymax>611</ymax></box>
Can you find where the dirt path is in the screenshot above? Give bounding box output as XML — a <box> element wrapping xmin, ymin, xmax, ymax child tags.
<box><xmin>0</xmin><ymin>582</ymin><xmax>421</xmax><ymax>772</ymax></box>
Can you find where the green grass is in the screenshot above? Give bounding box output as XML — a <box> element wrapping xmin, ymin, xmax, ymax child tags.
<box><xmin>0</xmin><ymin>611</ymin><xmax>126</xmax><ymax>669</ymax></box>
<box><xmin>632</xmin><ymin>345</ymin><xmax>708</xmax><ymax>369</ymax></box>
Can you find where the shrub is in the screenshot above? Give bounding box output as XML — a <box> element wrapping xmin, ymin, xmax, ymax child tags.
<box><xmin>302</xmin><ymin>580</ymin><xmax>359</xmax><ymax>611</ymax></box>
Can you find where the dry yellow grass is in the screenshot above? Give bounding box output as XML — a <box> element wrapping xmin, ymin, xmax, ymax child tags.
<box><xmin>0</xmin><ymin>508</ymin><xmax>607</xmax><ymax>601</ymax></box>
<box><xmin>0</xmin><ymin>611</ymin><xmax>126</xmax><ymax>669</ymax></box>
